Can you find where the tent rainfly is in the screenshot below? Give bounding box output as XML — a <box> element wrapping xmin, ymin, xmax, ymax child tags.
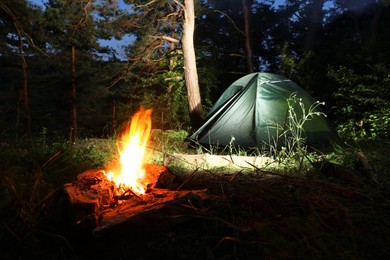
<box><xmin>189</xmin><ymin>72</ymin><xmax>339</xmax><ymax>149</ymax></box>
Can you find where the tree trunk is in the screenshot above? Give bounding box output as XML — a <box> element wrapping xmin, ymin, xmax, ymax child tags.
<box><xmin>168</xmin><ymin>7</ymin><xmax>176</xmax><ymax>93</ymax></box>
<box><xmin>241</xmin><ymin>0</ymin><xmax>254</xmax><ymax>73</ymax></box>
<box><xmin>182</xmin><ymin>0</ymin><xmax>204</xmax><ymax>129</ymax></box>
<box><xmin>112</xmin><ymin>99</ymin><xmax>116</xmax><ymax>133</ymax></box>
<box><xmin>70</xmin><ymin>45</ymin><xmax>78</xmax><ymax>144</ymax></box>
<box><xmin>169</xmin><ymin>6</ymin><xmax>176</xmax><ymax>70</ymax></box>
<box><xmin>18</xmin><ymin>34</ymin><xmax>31</xmax><ymax>139</ymax></box>
<box><xmin>303</xmin><ymin>0</ymin><xmax>325</xmax><ymax>52</ymax></box>
<box><xmin>371</xmin><ymin>0</ymin><xmax>383</xmax><ymax>41</ymax></box>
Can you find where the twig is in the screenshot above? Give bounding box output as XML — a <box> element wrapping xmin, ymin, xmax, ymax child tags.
<box><xmin>176</xmin><ymin>168</ymin><xmax>199</xmax><ymax>191</ymax></box>
<box><xmin>126</xmin><ymin>188</ymin><xmax>144</xmax><ymax>201</ymax></box>
<box><xmin>229</xmin><ymin>169</ymin><xmax>243</xmax><ymax>182</ymax></box>
<box><xmin>213</xmin><ymin>10</ymin><xmax>244</xmax><ymax>35</ymax></box>
<box><xmin>245</xmin><ymin>160</ymin><xmax>296</xmax><ymax>178</ymax></box>
<box><xmin>112</xmin><ymin>188</ymin><xmax>144</xmax><ymax>206</ymax></box>
<box><xmin>3</xmin><ymin>222</ymin><xmax>21</xmax><ymax>241</ymax></box>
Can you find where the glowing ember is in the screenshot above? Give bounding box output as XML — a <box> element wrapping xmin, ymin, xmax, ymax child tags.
<box><xmin>106</xmin><ymin>107</ymin><xmax>153</xmax><ymax>195</ymax></box>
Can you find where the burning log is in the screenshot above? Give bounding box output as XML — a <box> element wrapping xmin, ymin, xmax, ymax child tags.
<box><xmin>63</xmin><ymin>108</ymin><xmax>208</xmax><ymax>235</ymax></box>
<box><xmin>64</xmin><ymin>164</ymin><xmax>208</xmax><ymax>234</ymax></box>
<box><xmin>64</xmin><ymin>169</ymin><xmax>113</xmax><ymax>227</ymax></box>
<box><xmin>95</xmin><ymin>187</ymin><xmax>208</xmax><ymax>236</ymax></box>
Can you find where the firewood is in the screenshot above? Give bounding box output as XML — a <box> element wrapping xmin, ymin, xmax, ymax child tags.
<box><xmin>112</xmin><ymin>188</ymin><xmax>144</xmax><ymax>205</ymax></box>
<box><xmin>64</xmin><ymin>166</ymin><xmax>208</xmax><ymax>235</ymax></box>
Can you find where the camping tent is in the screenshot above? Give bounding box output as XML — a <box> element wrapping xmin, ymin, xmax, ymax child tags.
<box><xmin>189</xmin><ymin>72</ymin><xmax>339</xmax><ymax>149</ymax></box>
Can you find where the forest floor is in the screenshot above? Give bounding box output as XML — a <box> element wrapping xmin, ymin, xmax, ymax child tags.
<box><xmin>1</xmin><ymin>140</ymin><xmax>390</xmax><ymax>259</ymax></box>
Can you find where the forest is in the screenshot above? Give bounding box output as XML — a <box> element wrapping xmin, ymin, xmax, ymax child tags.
<box><xmin>0</xmin><ymin>0</ymin><xmax>388</xmax><ymax>141</ymax></box>
<box><xmin>1</xmin><ymin>0</ymin><xmax>390</xmax><ymax>259</ymax></box>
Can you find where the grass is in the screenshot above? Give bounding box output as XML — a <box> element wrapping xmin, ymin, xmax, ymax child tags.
<box><xmin>0</xmin><ymin>132</ymin><xmax>389</xmax><ymax>259</ymax></box>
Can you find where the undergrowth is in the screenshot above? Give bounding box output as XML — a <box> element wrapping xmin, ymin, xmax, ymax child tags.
<box><xmin>0</xmin><ymin>130</ymin><xmax>389</xmax><ymax>258</ymax></box>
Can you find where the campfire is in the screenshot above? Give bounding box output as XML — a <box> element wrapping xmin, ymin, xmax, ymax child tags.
<box><xmin>105</xmin><ymin>107</ymin><xmax>154</xmax><ymax>195</ymax></box>
<box><xmin>64</xmin><ymin>107</ymin><xmax>207</xmax><ymax>235</ymax></box>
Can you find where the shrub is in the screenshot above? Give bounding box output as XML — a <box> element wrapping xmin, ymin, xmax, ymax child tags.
<box><xmin>328</xmin><ymin>65</ymin><xmax>390</xmax><ymax>142</ymax></box>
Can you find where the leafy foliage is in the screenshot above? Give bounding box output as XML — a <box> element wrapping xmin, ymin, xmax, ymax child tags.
<box><xmin>1</xmin><ymin>0</ymin><xmax>390</xmax><ymax>145</ymax></box>
<box><xmin>328</xmin><ymin>65</ymin><xmax>390</xmax><ymax>142</ymax></box>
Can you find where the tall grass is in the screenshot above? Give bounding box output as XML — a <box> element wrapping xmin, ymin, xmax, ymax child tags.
<box><xmin>186</xmin><ymin>93</ymin><xmax>337</xmax><ymax>175</ymax></box>
<box><xmin>1</xmin><ymin>114</ymin><xmax>388</xmax><ymax>258</ymax></box>
<box><xmin>0</xmin><ymin>136</ymin><xmax>116</xmax><ymax>258</ymax></box>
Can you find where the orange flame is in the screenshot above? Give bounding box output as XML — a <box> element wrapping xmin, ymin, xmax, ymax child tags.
<box><xmin>106</xmin><ymin>107</ymin><xmax>153</xmax><ymax>195</ymax></box>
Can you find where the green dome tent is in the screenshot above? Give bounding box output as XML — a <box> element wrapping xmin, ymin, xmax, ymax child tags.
<box><xmin>189</xmin><ymin>72</ymin><xmax>339</xmax><ymax>149</ymax></box>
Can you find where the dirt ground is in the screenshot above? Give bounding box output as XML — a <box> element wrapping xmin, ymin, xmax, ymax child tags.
<box><xmin>26</xmin><ymin>168</ymin><xmax>390</xmax><ymax>259</ymax></box>
<box><xmin>1</xmin><ymin>146</ymin><xmax>390</xmax><ymax>259</ymax></box>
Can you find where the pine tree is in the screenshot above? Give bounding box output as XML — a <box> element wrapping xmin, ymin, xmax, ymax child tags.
<box><xmin>43</xmin><ymin>0</ymin><xmax>117</xmax><ymax>142</ymax></box>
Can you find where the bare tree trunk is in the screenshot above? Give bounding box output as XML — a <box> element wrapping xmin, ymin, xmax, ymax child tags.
<box><xmin>304</xmin><ymin>0</ymin><xmax>325</xmax><ymax>52</ymax></box>
<box><xmin>169</xmin><ymin>6</ymin><xmax>176</xmax><ymax>70</ymax></box>
<box><xmin>241</xmin><ymin>0</ymin><xmax>254</xmax><ymax>73</ymax></box>
<box><xmin>18</xmin><ymin>34</ymin><xmax>31</xmax><ymax>139</ymax></box>
<box><xmin>182</xmin><ymin>0</ymin><xmax>204</xmax><ymax>129</ymax></box>
<box><xmin>371</xmin><ymin>0</ymin><xmax>383</xmax><ymax>41</ymax></box>
<box><xmin>168</xmin><ymin>8</ymin><xmax>177</xmax><ymax>93</ymax></box>
<box><xmin>112</xmin><ymin>99</ymin><xmax>116</xmax><ymax>133</ymax></box>
<box><xmin>70</xmin><ymin>45</ymin><xmax>78</xmax><ymax>144</ymax></box>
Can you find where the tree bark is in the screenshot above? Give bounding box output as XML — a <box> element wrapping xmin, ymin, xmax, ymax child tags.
<box><xmin>370</xmin><ymin>0</ymin><xmax>382</xmax><ymax>41</ymax></box>
<box><xmin>70</xmin><ymin>45</ymin><xmax>78</xmax><ymax>144</ymax></box>
<box><xmin>18</xmin><ymin>34</ymin><xmax>31</xmax><ymax>139</ymax></box>
<box><xmin>182</xmin><ymin>0</ymin><xmax>204</xmax><ymax>129</ymax></box>
<box><xmin>169</xmin><ymin>8</ymin><xmax>176</xmax><ymax>93</ymax></box>
<box><xmin>241</xmin><ymin>0</ymin><xmax>254</xmax><ymax>73</ymax></box>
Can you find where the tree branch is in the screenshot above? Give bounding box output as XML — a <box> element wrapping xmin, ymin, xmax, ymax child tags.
<box><xmin>214</xmin><ymin>10</ymin><xmax>244</xmax><ymax>36</ymax></box>
<box><xmin>172</xmin><ymin>0</ymin><xmax>185</xmax><ymax>19</ymax></box>
<box><xmin>134</xmin><ymin>0</ymin><xmax>158</xmax><ymax>10</ymax></box>
<box><xmin>150</xmin><ymin>35</ymin><xmax>180</xmax><ymax>43</ymax></box>
<box><xmin>172</xmin><ymin>0</ymin><xmax>185</xmax><ymax>11</ymax></box>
